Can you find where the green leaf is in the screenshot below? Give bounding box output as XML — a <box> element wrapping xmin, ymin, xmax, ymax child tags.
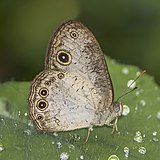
<box><xmin>0</xmin><ymin>57</ymin><xmax>160</xmax><ymax>160</ymax></box>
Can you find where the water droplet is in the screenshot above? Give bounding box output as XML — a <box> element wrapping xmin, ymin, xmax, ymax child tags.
<box><xmin>134</xmin><ymin>135</ymin><xmax>143</xmax><ymax>143</ymax></box>
<box><xmin>147</xmin><ymin>114</ymin><xmax>152</xmax><ymax>119</ymax></box>
<box><xmin>122</xmin><ymin>105</ymin><xmax>130</xmax><ymax>116</ymax></box>
<box><xmin>28</xmin><ymin>120</ymin><xmax>33</xmax><ymax>127</ymax></box>
<box><xmin>108</xmin><ymin>155</ymin><xmax>119</xmax><ymax>160</ymax></box>
<box><xmin>60</xmin><ymin>152</ymin><xmax>69</xmax><ymax>160</ymax></box>
<box><xmin>138</xmin><ymin>147</ymin><xmax>146</xmax><ymax>155</ymax></box>
<box><xmin>51</xmin><ymin>141</ymin><xmax>54</xmax><ymax>145</ymax></box>
<box><xmin>152</xmin><ymin>137</ymin><xmax>159</xmax><ymax>142</ymax></box>
<box><xmin>136</xmin><ymin>71</ymin><xmax>141</xmax><ymax>76</ymax></box>
<box><xmin>0</xmin><ymin>144</ymin><xmax>4</xmax><ymax>152</ymax></box>
<box><xmin>53</xmin><ymin>132</ymin><xmax>58</xmax><ymax>137</ymax></box>
<box><xmin>72</xmin><ymin>134</ymin><xmax>81</xmax><ymax>141</ymax></box>
<box><xmin>134</xmin><ymin>131</ymin><xmax>143</xmax><ymax>143</ymax></box>
<box><xmin>24</xmin><ymin>112</ymin><xmax>28</xmax><ymax>116</ymax></box>
<box><xmin>123</xmin><ymin>147</ymin><xmax>129</xmax><ymax>158</ymax></box>
<box><xmin>156</xmin><ymin>111</ymin><xmax>160</xmax><ymax>120</ymax></box>
<box><xmin>24</xmin><ymin>129</ymin><xmax>31</xmax><ymax>135</ymax></box>
<box><xmin>127</xmin><ymin>80</ymin><xmax>136</xmax><ymax>89</ymax></box>
<box><xmin>152</xmin><ymin>131</ymin><xmax>159</xmax><ymax>142</ymax></box>
<box><xmin>152</xmin><ymin>131</ymin><xmax>157</xmax><ymax>136</ymax></box>
<box><xmin>136</xmin><ymin>131</ymin><xmax>141</xmax><ymax>136</ymax></box>
<box><xmin>69</xmin><ymin>144</ymin><xmax>75</xmax><ymax>150</ymax></box>
<box><xmin>140</xmin><ymin>100</ymin><xmax>146</xmax><ymax>106</ymax></box>
<box><xmin>18</xmin><ymin>111</ymin><xmax>21</xmax><ymax>116</ymax></box>
<box><xmin>80</xmin><ymin>155</ymin><xmax>84</xmax><ymax>159</ymax></box>
<box><xmin>122</xmin><ymin>68</ymin><xmax>129</xmax><ymax>75</ymax></box>
<box><xmin>57</xmin><ymin>142</ymin><xmax>62</xmax><ymax>148</ymax></box>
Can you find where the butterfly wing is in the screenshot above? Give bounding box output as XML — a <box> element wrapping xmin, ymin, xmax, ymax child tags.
<box><xmin>29</xmin><ymin>20</ymin><xmax>117</xmax><ymax>132</ymax></box>
<box><xmin>29</xmin><ymin>69</ymin><xmax>113</xmax><ymax>131</ymax></box>
<box><xmin>45</xmin><ymin>20</ymin><xmax>114</xmax><ymax>108</ymax></box>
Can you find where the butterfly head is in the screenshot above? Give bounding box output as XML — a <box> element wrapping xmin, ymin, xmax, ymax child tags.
<box><xmin>104</xmin><ymin>101</ymin><xmax>123</xmax><ymax>133</ymax></box>
<box><xmin>106</xmin><ymin>101</ymin><xmax>123</xmax><ymax>133</ymax></box>
<box><xmin>112</xmin><ymin>101</ymin><xmax>123</xmax><ymax>117</ymax></box>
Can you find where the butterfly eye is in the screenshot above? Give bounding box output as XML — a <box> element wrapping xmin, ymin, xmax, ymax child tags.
<box><xmin>39</xmin><ymin>87</ymin><xmax>49</xmax><ymax>98</ymax></box>
<box><xmin>56</xmin><ymin>50</ymin><xmax>72</xmax><ymax>65</ymax></box>
<box><xmin>37</xmin><ymin>99</ymin><xmax>48</xmax><ymax>110</ymax></box>
<box><xmin>70</xmin><ymin>31</ymin><xmax>79</xmax><ymax>39</ymax></box>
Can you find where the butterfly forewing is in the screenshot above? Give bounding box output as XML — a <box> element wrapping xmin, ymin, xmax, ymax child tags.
<box><xmin>45</xmin><ymin>20</ymin><xmax>114</xmax><ymax>107</ymax></box>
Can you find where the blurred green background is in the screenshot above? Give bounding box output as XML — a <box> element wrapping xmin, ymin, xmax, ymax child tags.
<box><xmin>0</xmin><ymin>0</ymin><xmax>160</xmax><ymax>84</ymax></box>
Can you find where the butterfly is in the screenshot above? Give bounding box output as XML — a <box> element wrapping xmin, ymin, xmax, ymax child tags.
<box><xmin>28</xmin><ymin>20</ymin><xmax>123</xmax><ymax>141</ymax></box>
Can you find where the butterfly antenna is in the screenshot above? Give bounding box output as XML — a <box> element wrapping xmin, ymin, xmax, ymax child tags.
<box><xmin>117</xmin><ymin>70</ymin><xmax>146</xmax><ymax>102</ymax></box>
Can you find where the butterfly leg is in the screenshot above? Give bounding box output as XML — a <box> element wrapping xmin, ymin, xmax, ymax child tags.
<box><xmin>106</xmin><ymin>117</ymin><xmax>118</xmax><ymax>134</ymax></box>
<box><xmin>111</xmin><ymin>117</ymin><xmax>118</xmax><ymax>134</ymax></box>
<box><xmin>84</xmin><ymin>125</ymin><xmax>93</xmax><ymax>144</ymax></box>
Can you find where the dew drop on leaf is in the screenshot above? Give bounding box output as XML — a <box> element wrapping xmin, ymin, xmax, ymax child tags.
<box><xmin>18</xmin><ymin>111</ymin><xmax>21</xmax><ymax>116</ymax></box>
<box><xmin>136</xmin><ymin>71</ymin><xmax>141</xmax><ymax>76</ymax></box>
<box><xmin>0</xmin><ymin>144</ymin><xmax>4</xmax><ymax>152</ymax></box>
<box><xmin>134</xmin><ymin>135</ymin><xmax>143</xmax><ymax>143</ymax></box>
<box><xmin>80</xmin><ymin>155</ymin><xmax>84</xmax><ymax>159</ymax></box>
<box><xmin>138</xmin><ymin>147</ymin><xmax>146</xmax><ymax>155</ymax></box>
<box><xmin>152</xmin><ymin>131</ymin><xmax>157</xmax><ymax>136</ymax></box>
<box><xmin>69</xmin><ymin>144</ymin><xmax>75</xmax><ymax>150</ymax></box>
<box><xmin>122</xmin><ymin>105</ymin><xmax>130</xmax><ymax>116</ymax></box>
<box><xmin>57</xmin><ymin>142</ymin><xmax>62</xmax><ymax>148</ymax></box>
<box><xmin>136</xmin><ymin>131</ymin><xmax>141</xmax><ymax>136</ymax></box>
<box><xmin>122</xmin><ymin>68</ymin><xmax>129</xmax><ymax>75</ymax></box>
<box><xmin>28</xmin><ymin>120</ymin><xmax>33</xmax><ymax>127</ymax></box>
<box><xmin>51</xmin><ymin>141</ymin><xmax>54</xmax><ymax>145</ymax></box>
<box><xmin>53</xmin><ymin>132</ymin><xmax>58</xmax><ymax>137</ymax></box>
<box><xmin>135</xmin><ymin>90</ymin><xmax>140</xmax><ymax>96</ymax></box>
<box><xmin>152</xmin><ymin>137</ymin><xmax>159</xmax><ymax>142</ymax></box>
<box><xmin>140</xmin><ymin>100</ymin><xmax>146</xmax><ymax>106</ymax></box>
<box><xmin>108</xmin><ymin>154</ymin><xmax>119</xmax><ymax>160</ymax></box>
<box><xmin>147</xmin><ymin>114</ymin><xmax>152</xmax><ymax>119</ymax></box>
<box><xmin>60</xmin><ymin>152</ymin><xmax>69</xmax><ymax>160</ymax></box>
<box><xmin>134</xmin><ymin>131</ymin><xmax>143</xmax><ymax>143</ymax></box>
<box><xmin>123</xmin><ymin>147</ymin><xmax>129</xmax><ymax>158</ymax></box>
<box><xmin>23</xmin><ymin>129</ymin><xmax>31</xmax><ymax>136</ymax></box>
<box><xmin>152</xmin><ymin>131</ymin><xmax>159</xmax><ymax>142</ymax></box>
<box><xmin>127</xmin><ymin>80</ymin><xmax>136</xmax><ymax>89</ymax></box>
